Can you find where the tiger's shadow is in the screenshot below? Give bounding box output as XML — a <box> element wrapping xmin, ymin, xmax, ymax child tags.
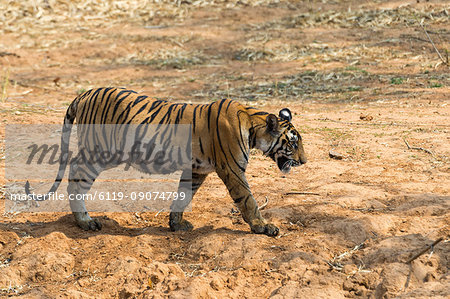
<box><xmin>0</xmin><ymin>214</ymin><xmax>249</xmax><ymax>240</ymax></box>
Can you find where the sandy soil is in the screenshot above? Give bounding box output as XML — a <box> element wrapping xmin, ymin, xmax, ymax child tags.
<box><xmin>0</xmin><ymin>0</ymin><xmax>449</xmax><ymax>298</ymax></box>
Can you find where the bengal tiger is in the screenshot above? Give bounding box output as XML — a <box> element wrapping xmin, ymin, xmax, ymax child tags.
<box><xmin>25</xmin><ymin>87</ymin><xmax>306</xmax><ymax>236</ymax></box>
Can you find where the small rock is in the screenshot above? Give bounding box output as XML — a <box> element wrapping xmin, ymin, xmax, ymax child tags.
<box><xmin>329</xmin><ymin>149</ymin><xmax>344</xmax><ymax>160</ymax></box>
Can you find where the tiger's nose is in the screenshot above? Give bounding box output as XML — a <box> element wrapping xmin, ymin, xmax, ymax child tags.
<box><xmin>300</xmin><ymin>156</ymin><xmax>307</xmax><ymax>164</ymax></box>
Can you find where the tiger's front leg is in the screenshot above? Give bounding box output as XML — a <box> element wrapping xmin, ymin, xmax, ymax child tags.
<box><xmin>218</xmin><ymin>171</ymin><xmax>279</xmax><ymax>237</ymax></box>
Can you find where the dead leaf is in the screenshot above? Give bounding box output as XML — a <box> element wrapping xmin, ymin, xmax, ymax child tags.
<box><xmin>360</xmin><ymin>114</ymin><xmax>373</xmax><ymax>121</ymax></box>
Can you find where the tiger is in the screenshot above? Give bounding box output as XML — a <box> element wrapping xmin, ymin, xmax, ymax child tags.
<box><xmin>25</xmin><ymin>87</ymin><xmax>307</xmax><ymax>236</ymax></box>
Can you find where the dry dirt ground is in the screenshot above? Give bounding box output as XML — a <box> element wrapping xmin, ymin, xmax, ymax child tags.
<box><xmin>0</xmin><ymin>0</ymin><xmax>449</xmax><ymax>298</ymax></box>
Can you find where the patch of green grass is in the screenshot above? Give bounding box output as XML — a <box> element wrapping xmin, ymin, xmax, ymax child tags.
<box><xmin>347</xmin><ymin>86</ymin><xmax>362</xmax><ymax>92</ymax></box>
<box><xmin>302</xmin><ymin>70</ymin><xmax>317</xmax><ymax>76</ymax></box>
<box><xmin>429</xmin><ymin>81</ymin><xmax>443</xmax><ymax>88</ymax></box>
<box><xmin>390</xmin><ymin>77</ymin><xmax>404</xmax><ymax>85</ymax></box>
<box><xmin>345</xmin><ymin>66</ymin><xmax>368</xmax><ymax>75</ymax></box>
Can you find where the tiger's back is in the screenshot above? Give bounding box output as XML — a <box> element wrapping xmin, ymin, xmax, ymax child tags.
<box><xmin>74</xmin><ymin>87</ymin><xmax>255</xmax><ymax>175</ymax></box>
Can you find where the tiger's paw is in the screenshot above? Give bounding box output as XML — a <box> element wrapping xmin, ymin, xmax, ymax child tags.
<box><xmin>74</xmin><ymin>212</ymin><xmax>102</xmax><ymax>231</ymax></box>
<box><xmin>251</xmin><ymin>223</ymin><xmax>279</xmax><ymax>237</ymax></box>
<box><xmin>169</xmin><ymin>219</ymin><xmax>193</xmax><ymax>232</ymax></box>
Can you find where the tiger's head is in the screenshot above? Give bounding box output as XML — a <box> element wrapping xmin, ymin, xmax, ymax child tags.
<box><xmin>258</xmin><ymin>108</ymin><xmax>307</xmax><ymax>173</ymax></box>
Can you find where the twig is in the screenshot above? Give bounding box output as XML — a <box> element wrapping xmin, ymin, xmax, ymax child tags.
<box><xmin>407</xmin><ymin>237</ymin><xmax>443</xmax><ymax>264</ymax></box>
<box><xmin>327</xmin><ymin>242</ymin><xmax>365</xmax><ymax>271</ymax></box>
<box><xmin>0</xmin><ymin>52</ymin><xmax>20</xmax><ymax>58</ymax></box>
<box><xmin>275</xmin><ymin>232</ymin><xmax>292</xmax><ymax>239</ymax></box>
<box><xmin>403</xmin><ymin>138</ymin><xmax>435</xmax><ymax>157</ymax></box>
<box><xmin>259</xmin><ymin>196</ymin><xmax>269</xmax><ymax>210</ymax></box>
<box><xmin>418</xmin><ymin>19</ymin><xmax>448</xmax><ymax>66</ymax></box>
<box><xmin>155</xmin><ymin>208</ymin><xmax>165</xmax><ymax>217</ymax></box>
<box><xmin>284</xmin><ymin>191</ymin><xmax>321</xmax><ymax>196</ymax></box>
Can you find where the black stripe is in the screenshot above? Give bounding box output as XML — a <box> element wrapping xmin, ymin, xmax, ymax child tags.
<box><xmin>225</xmin><ymin>100</ymin><xmax>233</xmax><ymax>112</ymax></box>
<box><xmin>144</xmin><ymin>133</ymin><xmax>159</xmax><ymax>159</ymax></box>
<box><xmin>85</xmin><ymin>88</ymin><xmax>102</xmax><ymax>124</ymax></box>
<box><xmin>174</xmin><ymin>107</ymin><xmax>182</xmax><ymax>125</ymax></box>
<box><xmin>132</xmin><ymin>95</ymin><xmax>148</xmax><ymax>106</ymax></box>
<box><xmin>249</xmin><ymin>127</ymin><xmax>256</xmax><ymax>148</ymax></box>
<box><xmin>207</xmin><ymin>103</ymin><xmax>213</xmax><ymax>130</ymax></box>
<box><xmin>159</xmin><ymin>123</ymin><xmax>172</xmax><ymax>143</ymax></box>
<box><xmin>250</xmin><ymin>111</ymin><xmax>269</xmax><ymax>116</ymax></box>
<box><xmin>186</xmin><ymin>124</ymin><xmax>192</xmax><ymax>161</ymax></box>
<box><xmin>228</xmin><ymin>144</ymin><xmax>246</xmax><ymax>172</ymax></box>
<box><xmin>236</xmin><ymin>110</ymin><xmax>249</xmax><ymax>162</ymax></box>
<box><xmin>88</xmin><ymin>88</ymin><xmax>108</xmax><ymax>124</ymax></box>
<box><xmin>178</xmin><ymin>147</ymin><xmax>182</xmax><ymax>164</ymax></box>
<box><xmin>98</xmin><ymin>87</ymin><xmax>116</xmax><ymax>123</ymax></box>
<box><xmin>156</xmin><ymin>104</ymin><xmax>176</xmax><ymax>128</ymax></box>
<box><xmin>148</xmin><ymin>105</ymin><xmax>165</xmax><ymax>123</ymax></box>
<box><xmin>199</xmin><ymin>138</ymin><xmax>204</xmax><ymax>155</ymax></box>
<box><xmin>192</xmin><ymin>105</ymin><xmax>199</xmax><ymax>133</ymax></box>
<box><xmin>116</xmin><ymin>100</ymin><xmax>134</xmax><ymax>123</ymax></box>
<box><xmin>111</xmin><ymin>90</ymin><xmax>134</xmax><ymax>120</ymax></box>
<box><xmin>175</xmin><ymin>103</ymin><xmax>187</xmax><ymax>124</ymax></box>
<box><xmin>215</xmin><ymin>100</ymin><xmax>248</xmax><ymax>186</ymax></box>
<box><xmin>126</xmin><ymin>102</ymin><xmax>149</xmax><ymax>124</ymax></box>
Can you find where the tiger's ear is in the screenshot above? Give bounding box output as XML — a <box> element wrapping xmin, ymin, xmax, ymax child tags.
<box><xmin>279</xmin><ymin>108</ymin><xmax>292</xmax><ymax>122</ymax></box>
<box><xmin>266</xmin><ymin>114</ymin><xmax>279</xmax><ymax>134</ymax></box>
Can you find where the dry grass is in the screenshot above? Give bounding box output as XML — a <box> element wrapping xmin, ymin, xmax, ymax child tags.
<box><xmin>1</xmin><ymin>69</ymin><xmax>9</xmax><ymax>103</ymax></box>
<box><xmin>9</xmin><ymin>1</ymin><xmax>446</xmax><ymax>36</ymax></box>
<box><xmin>0</xmin><ymin>0</ymin><xmax>186</xmax><ymax>33</ymax></box>
<box><xmin>258</xmin><ymin>5</ymin><xmax>449</xmax><ymax>30</ymax></box>
<box><xmin>194</xmin><ymin>68</ymin><xmax>448</xmax><ymax>103</ymax></box>
<box><xmin>1</xmin><ymin>1</ymin><xmax>448</xmax><ymax>103</ymax></box>
<box><xmin>234</xmin><ymin>43</ymin><xmax>424</xmax><ymax>63</ymax></box>
<box><xmin>0</xmin><ymin>0</ymin><xmax>296</xmax><ymax>34</ymax></box>
<box><xmin>195</xmin><ymin>69</ymin><xmax>374</xmax><ymax>102</ymax></box>
<box><xmin>114</xmin><ymin>48</ymin><xmax>206</xmax><ymax>69</ymax></box>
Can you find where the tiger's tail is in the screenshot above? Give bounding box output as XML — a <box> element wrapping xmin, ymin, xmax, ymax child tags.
<box><xmin>25</xmin><ymin>97</ymin><xmax>79</xmax><ymax>201</ymax></box>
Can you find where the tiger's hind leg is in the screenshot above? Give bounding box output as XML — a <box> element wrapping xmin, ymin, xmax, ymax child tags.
<box><xmin>67</xmin><ymin>156</ymin><xmax>103</xmax><ymax>231</ymax></box>
<box><xmin>169</xmin><ymin>172</ymin><xmax>208</xmax><ymax>232</ymax></box>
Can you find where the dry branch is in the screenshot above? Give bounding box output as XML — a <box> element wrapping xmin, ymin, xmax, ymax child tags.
<box><xmin>407</xmin><ymin>237</ymin><xmax>443</xmax><ymax>264</ymax></box>
<box><xmin>284</xmin><ymin>191</ymin><xmax>321</xmax><ymax>196</ymax></box>
<box><xmin>403</xmin><ymin>138</ymin><xmax>435</xmax><ymax>157</ymax></box>
<box><xmin>418</xmin><ymin>19</ymin><xmax>449</xmax><ymax>66</ymax></box>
